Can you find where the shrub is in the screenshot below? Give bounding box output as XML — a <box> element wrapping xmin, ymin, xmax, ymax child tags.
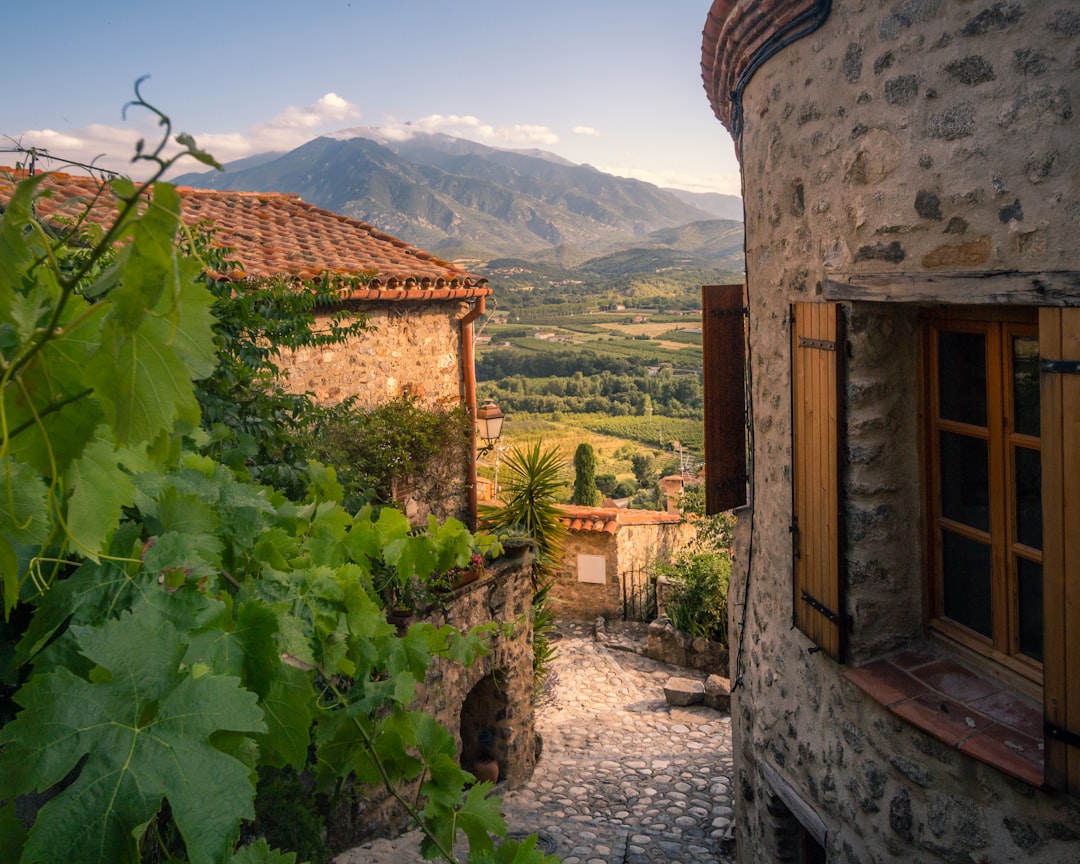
<box><xmin>658</xmin><ymin>552</ymin><xmax>731</xmax><ymax>645</ymax></box>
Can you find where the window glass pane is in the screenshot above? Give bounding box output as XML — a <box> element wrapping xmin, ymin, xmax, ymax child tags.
<box><xmin>1012</xmin><ymin>335</ymin><xmax>1040</xmax><ymax>437</ymax></box>
<box><xmin>1015</xmin><ymin>446</ymin><xmax>1042</xmax><ymax>551</ymax></box>
<box><xmin>938</xmin><ymin>330</ymin><xmax>987</xmax><ymax>426</ymax></box>
<box><xmin>1017</xmin><ymin>557</ymin><xmax>1043</xmax><ymax>663</ymax></box>
<box><xmin>940</xmin><ymin>431</ymin><xmax>989</xmax><ymax>532</ymax></box>
<box><xmin>942</xmin><ymin>530</ymin><xmax>992</xmax><ymax>639</ymax></box>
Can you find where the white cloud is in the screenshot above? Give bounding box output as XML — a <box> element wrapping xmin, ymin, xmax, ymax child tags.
<box><xmin>7</xmin><ymin>93</ymin><xmax>362</xmax><ymax>178</ymax></box>
<box><xmin>596</xmin><ymin>162</ymin><xmax>743</xmax><ymax>196</ymax></box>
<box><xmin>572</xmin><ymin>125</ymin><xmax>602</xmax><ymax>138</ymax></box>
<box><xmin>378</xmin><ymin>114</ymin><xmax>560</xmax><ymax>148</ymax></box>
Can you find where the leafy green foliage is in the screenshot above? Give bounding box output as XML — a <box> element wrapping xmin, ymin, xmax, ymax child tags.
<box><xmin>310</xmin><ymin>398</ymin><xmax>470</xmax><ymax>512</ymax></box>
<box><xmin>192</xmin><ymin>259</ymin><xmax>372</xmax><ymax>499</ymax></box>
<box><xmin>1</xmin><ymin>605</ymin><xmax>265</xmax><ymax>864</ymax></box>
<box><xmin>0</xmin><ymin>93</ymin><xmax>554</xmax><ymax>864</ymax></box>
<box><xmin>478</xmin><ymin>442</ymin><xmax>566</xmax><ymax>689</ymax></box>
<box><xmin>479</xmin><ymin>442</ymin><xmax>567</xmax><ymax>586</ymax></box>
<box><xmin>657</xmin><ymin>552</ymin><xmax>731</xmax><ymax>645</ymax></box>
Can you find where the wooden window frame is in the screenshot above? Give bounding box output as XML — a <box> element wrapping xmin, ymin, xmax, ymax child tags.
<box><xmin>920</xmin><ymin>307</ymin><xmax>1042</xmax><ymax>685</ymax></box>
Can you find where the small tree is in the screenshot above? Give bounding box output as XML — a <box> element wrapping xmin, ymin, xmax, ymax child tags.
<box><xmin>631</xmin><ymin>453</ymin><xmax>656</xmax><ymax>488</ymax></box>
<box><xmin>572</xmin><ymin>442</ymin><xmax>602</xmax><ymax>506</ymax></box>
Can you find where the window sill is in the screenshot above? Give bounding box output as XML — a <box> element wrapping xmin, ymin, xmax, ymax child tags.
<box><xmin>845</xmin><ymin>648</ymin><xmax>1044</xmax><ymax>787</ymax></box>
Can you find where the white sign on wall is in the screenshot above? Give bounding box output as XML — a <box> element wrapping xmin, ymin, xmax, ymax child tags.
<box><xmin>577</xmin><ymin>554</ymin><xmax>607</xmax><ymax>584</ymax></box>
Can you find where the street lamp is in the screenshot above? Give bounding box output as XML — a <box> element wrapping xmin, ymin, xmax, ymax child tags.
<box><xmin>476</xmin><ymin>399</ymin><xmax>504</xmax><ymax>455</ymax></box>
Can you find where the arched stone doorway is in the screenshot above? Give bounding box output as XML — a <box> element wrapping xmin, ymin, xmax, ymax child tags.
<box><xmin>458</xmin><ymin>670</ymin><xmax>509</xmax><ymax>777</ymax></box>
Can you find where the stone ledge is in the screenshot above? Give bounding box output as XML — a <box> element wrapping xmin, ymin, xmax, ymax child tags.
<box><xmin>647</xmin><ymin>618</ymin><xmax>729</xmax><ymax>673</ymax></box>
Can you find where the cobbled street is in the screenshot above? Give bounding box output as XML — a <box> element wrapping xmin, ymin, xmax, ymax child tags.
<box><xmin>338</xmin><ymin>619</ymin><xmax>735</xmax><ymax>864</ymax></box>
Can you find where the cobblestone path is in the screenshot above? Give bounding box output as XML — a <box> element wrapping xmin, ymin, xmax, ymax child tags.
<box><xmin>336</xmin><ymin>619</ymin><xmax>735</xmax><ymax>864</ymax></box>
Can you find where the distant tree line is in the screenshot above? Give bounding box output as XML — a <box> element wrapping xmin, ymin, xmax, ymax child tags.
<box><xmin>479</xmin><ymin>346</ymin><xmax>682</xmax><ymax>380</ymax></box>
<box><xmin>478</xmin><ymin>368</ymin><xmax>702</xmax><ymax>419</ymax></box>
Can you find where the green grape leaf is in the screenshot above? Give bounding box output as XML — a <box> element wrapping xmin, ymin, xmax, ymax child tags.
<box><xmin>155</xmin><ymin>484</ymin><xmax>223</xmax><ymax>537</ymax></box>
<box><xmin>0</xmin><ymin>608</ymin><xmax>265</xmax><ymax>864</ymax></box>
<box><xmin>88</xmin><ymin>311</ymin><xmax>203</xmax><ymax>448</ymax></box>
<box><xmin>228</xmin><ymin>839</ymin><xmax>298</xmax><ymax>864</ymax></box>
<box><xmin>485</xmin><ymin>834</ymin><xmax>561</xmax><ymax>864</ymax></box>
<box><xmin>419</xmin><ymin>778</ymin><xmax>504</xmax><ymax>862</ymax></box>
<box><xmin>107</xmin><ymin>181</ymin><xmax>183</xmax><ymax>330</ymax></box>
<box><xmin>184</xmin><ymin>598</ymin><xmax>281</xmax><ymax>697</ymax></box>
<box><xmin>156</xmin><ymin>255</ymin><xmax>218</xmax><ymax>381</ymax></box>
<box><xmin>258</xmin><ymin>662</ymin><xmax>316</xmax><ymax>770</ymax></box>
<box><xmin>4</xmin><ymin>302</ymin><xmax>109</xmax><ymax>476</ymax></box>
<box><xmin>429</xmin><ymin>515</ymin><xmax>473</xmax><ymax>572</ymax></box>
<box><xmin>383</xmin><ymin>533</ymin><xmax>438</xmax><ymax>582</ymax></box>
<box><xmin>305</xmin><ymin>501</ymin><xmax>354</xmax><ymax>568</ymax></box>
<box><xmin>0</xmin><ymin>173</ymin><xmax>54</xmax><ymax>321</ymax></box>
<box><xmin>0</xmin><ymin>533</ymin><xmax>17</xmax><ymax>616</ymax></box>
<box><xmin>450</xmin><ymin>781</ymin><xmax>505</xmax><ymax>857</ymax></box>
<box><xmin>0</xmin><ymin>802</ymin><xmax>27</xmax><ymax>864</ymax></box>
<box><xmin>63</xmin><ymin>432</ymin><xmax>136</xmax><ymax>560</ymax></box>
<box><xmin>142</xmin><ymin>529</ymin><xmax>223</xmax><ymax>580</ymax></box>
<box><xmin>0</xmin><ymin>456</ymin><xmax>51</xmax><ymax>546</ymax></box>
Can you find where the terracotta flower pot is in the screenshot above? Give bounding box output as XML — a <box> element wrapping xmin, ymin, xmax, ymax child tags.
<box><xmin>473</xmin><ymin>757</ymin><xmax>499</xmax><ymax>783</ymax></box>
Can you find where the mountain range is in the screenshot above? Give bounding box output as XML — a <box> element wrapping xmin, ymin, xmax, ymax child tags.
<box><xmin>172</xmin><ymin>128</ymin><xmax>744</xmax><ymax>262</ymax></box>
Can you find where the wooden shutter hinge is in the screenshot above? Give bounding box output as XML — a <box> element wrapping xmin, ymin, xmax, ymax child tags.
<box><xmin>798</xmin><ymin>336</ymin><xmax>836</xmax><ymax>351</ymax></box>
<box><xmin>1041</xmin><ymin>358</ymin><xmax>1080</xmax><ymax>375</ymax></box>
<box><xmin>1045</xmin><ymin>721</ymin><xmax>1080</xmax><ymax>749</ymax></box>
<box><xmin>800</xmin><ymin>590</ymin><xmax>840</xmax><ymax>625</ymax></box>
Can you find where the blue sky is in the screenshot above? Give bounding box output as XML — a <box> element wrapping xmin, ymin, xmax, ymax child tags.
<box><xmin>2</xmin><ymin>1</ymin><xmax>741</xmax><ymax>195</ymax></box>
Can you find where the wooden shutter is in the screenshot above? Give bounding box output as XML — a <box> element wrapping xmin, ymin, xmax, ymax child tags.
<box><xmin>1040</xmin><ymin>307</ymin><xmax>1080</xmax><ymax>793</ymax></box>
<box><xmin>791</xmin><ymin>302</ymin><xmax>844</xmax><ymax>661</ymax></box>
<box><xmin>702</xmin><ymin>284</ymin><xmax>747</xmax><ymax>514</ymax></box>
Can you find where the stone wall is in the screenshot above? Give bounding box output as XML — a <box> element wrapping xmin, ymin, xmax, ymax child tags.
<box><xmin>327</xmin><ymin>555</ymin><xmax>537</xmax><ymax>850</ymax></box>
<box><xmin>551</xmin><ymin>519</ymin><xmax>695</xmax><ymax>621</ymax></box>
<box><xmin>277</xmin><ymin>299</ymin><xmax>469</xmax><ymax>410</ymax></box>
<box><xmin>553</xmin><ymin>531</ymin><xmax>621</xmax><ymax>620</ymax></box>
<box><xmin>277</xmin><ymin>298</ymin><xmax>472</xmax><ymax>523</ymax></box>
<box><xmin>727</xmin><ymin>2</ymin><xmax>1080</xmax><ymax>862</ymax></box>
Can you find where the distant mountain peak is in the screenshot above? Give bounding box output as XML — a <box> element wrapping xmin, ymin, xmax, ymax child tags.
<box><xmin>171</xmin><ymin>130</ymin><xmax>740</xmax><ymax>258</ymax></box>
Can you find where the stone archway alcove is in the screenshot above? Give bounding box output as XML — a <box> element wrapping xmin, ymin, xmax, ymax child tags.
<box><xmin>459</xmin><ymin>669</ymin><xmax>510</xmax><ymax>776</ymax></box>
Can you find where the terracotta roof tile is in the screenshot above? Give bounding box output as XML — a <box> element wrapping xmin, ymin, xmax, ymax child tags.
<box><xmin>701</xmin><ymin>0</ymin><xmax>828</xmax><ymax>150</ymax></box>
<box><xmin>0</xmin><ymin>168</ymin><xmax>490</xmax><ymax>302</ymax></box>
<box><xmin>557</xmin><ymin>504</ymin><xmax>682</xmax><ymax>535</ymax></box>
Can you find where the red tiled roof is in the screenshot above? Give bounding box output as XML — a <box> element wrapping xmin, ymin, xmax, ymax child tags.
<box><xmin>0</xmin><ymin>169</ymin><xmax>489</xmax><ymax>300</ymax></box>
<box><xmin>558</xmin><ymin>504</ymin><xmax>682</xmax><ymax>535</ymax></box>
<box><xmin>701</xmin><ymin>1</ymin><xmax>829</xmax><ymax>150</ymax></box>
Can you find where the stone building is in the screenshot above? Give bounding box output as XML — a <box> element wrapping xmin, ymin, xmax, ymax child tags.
<box><xmin>178</xmin><ymin>187</ymin><xmax>491</xmax><ymax>525</ymax></box>
<box><xmin>554</xmin><ymin>504</ymin><xmax>693</xmax><ymax>620</ymax></box>
<box><xmin>0</xmin><ymin>171</ymin><xmax>491</xmax><ymax>524</ymax></box>
<box><xmin>700</xmin><ymin>2</ymin><xmax>1080</xmax><ymax>862</ymax></box>
<box><xmin>327</xmin><ymin>555</ymin><xmax>538</xmax><ymax>850</ymax></box>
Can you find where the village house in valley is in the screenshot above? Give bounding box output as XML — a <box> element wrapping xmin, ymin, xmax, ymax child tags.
<box><xmin>553</xmin><ymin>503</ymin><xmax>693</xmax><ymax>620</ymax></box>
<box><xmin>701</xmin><ymin>1</ymin><xmax>1080</xmax><ymax>861</ymax></box>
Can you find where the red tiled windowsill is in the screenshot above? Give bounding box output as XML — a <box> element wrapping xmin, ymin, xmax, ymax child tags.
<box><xmin>845</xmin><ymin>650</ymin><xmax>1045</xmax><ymax>787</ymax></box>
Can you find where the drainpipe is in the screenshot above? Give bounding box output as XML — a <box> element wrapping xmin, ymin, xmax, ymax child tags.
<box><xmin>461</xmin><ymin>294</ymin><xmax>487</xmax><ymax>530</ymax></box>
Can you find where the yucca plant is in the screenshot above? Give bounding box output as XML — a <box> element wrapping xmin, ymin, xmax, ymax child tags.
<box><xmin>479</xmin><ymin>441</ymin><xmax>567</xmax><ymax>588</ymax></box>
<box><xmin>479</xmin><ymin>441</ymin><xmax>567</xmax><ymax>689</ymax></box>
